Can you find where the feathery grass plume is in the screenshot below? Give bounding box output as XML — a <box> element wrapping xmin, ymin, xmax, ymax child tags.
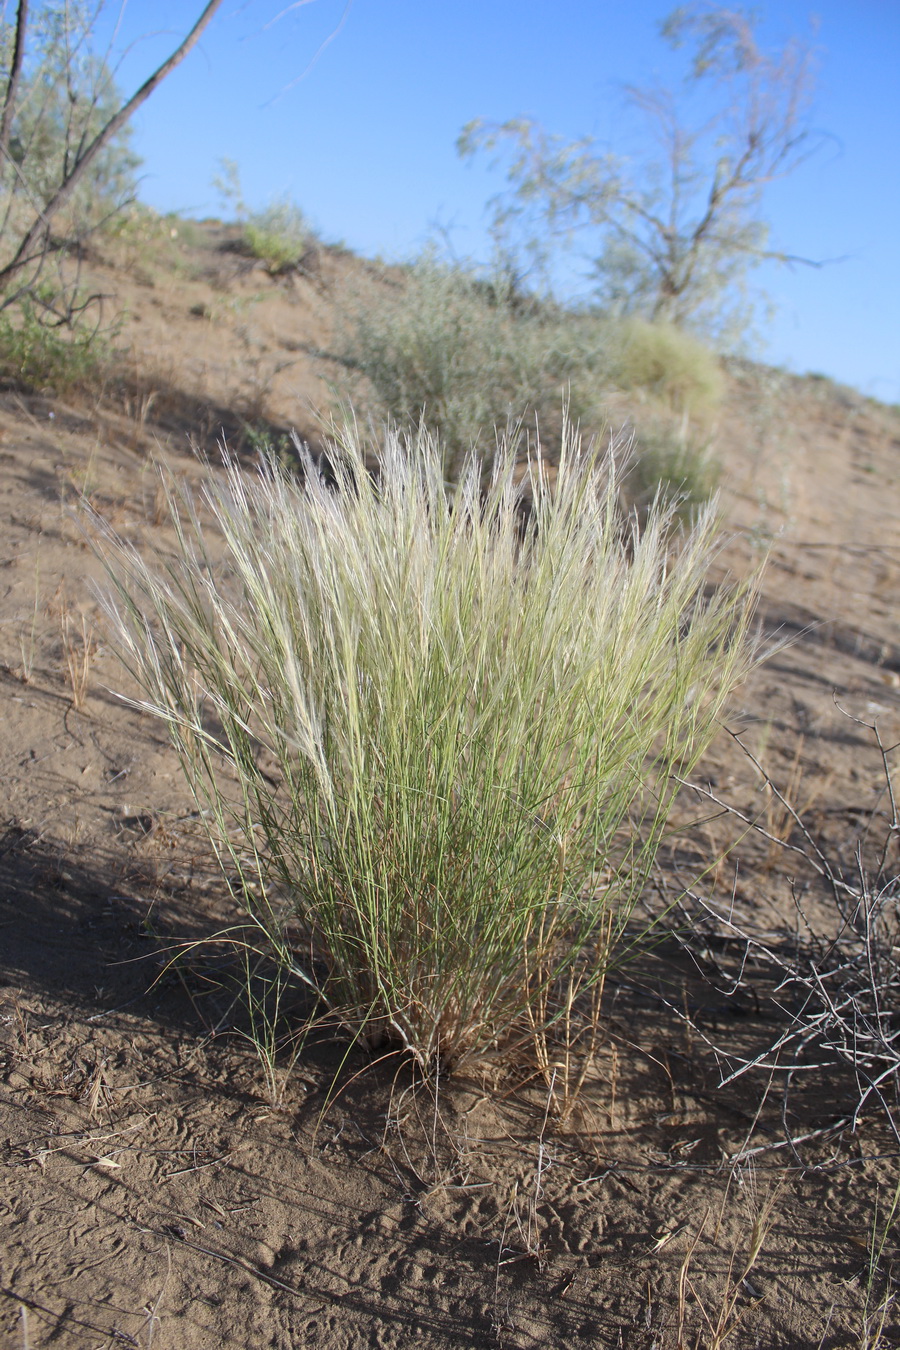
<box><xmin>93</xmin><ymin>419</ymin><xmax>759</xmax><ymax>1071</ymax></box>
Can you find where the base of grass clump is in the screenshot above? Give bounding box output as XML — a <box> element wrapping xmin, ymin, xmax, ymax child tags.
<box><xmin>94</xmin><ymin>418</ymin><xmax>759</xmax><ymax>1078</ymax></box>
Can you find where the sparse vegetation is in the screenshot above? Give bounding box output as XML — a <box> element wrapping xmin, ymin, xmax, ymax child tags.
<box><xmin>215</xmin><ymin>160</ymin><xmax>313</xmax><ymax>273</ymax></box>
<box><xmin>0</xmin><ymin>107</ymin><xmax>895</xmax><ymax>1344</ymax></box>
<box><xmin>687</xmin><ymin>715</ymin><xmax>900</xmax><ymax>1147</ymax></box>
<box><xmin>860</xmin><ymin>1172</ymin><xmax>900</xmax><ymax>1350</ymax></box>
<box><xmin>0</xmin><ymin>291</ymin><xmax>110</xmax><ymax>395</ymax></box>
<box><xmin>627</xmin><ymin>421</ymin><xmax>721</xmax><ymax>519</ymax></box>
<box><xmin>459</xmin><ymin>4</ymin><xmax>826</xmax><ymax>343</ymax></box>
<box><xmin>673</xmin><ymin>1175</ymin><xmax>780</xmax><ymax>1349</ymax></box>
<box><xmin>59</xmin><ymin>600</ymin><xmax>96</xmax><ymax>710</ymax></box>
<box><xmin>332</xmin><ymin>255</ymin><xmax>724</xmax><ymax>483</ymax></box>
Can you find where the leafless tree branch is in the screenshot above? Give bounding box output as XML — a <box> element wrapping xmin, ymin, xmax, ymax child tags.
<box><xmin>0</xmin><ymin>0</ymin><xmax>225</xmax><ymax>295</ymax></box>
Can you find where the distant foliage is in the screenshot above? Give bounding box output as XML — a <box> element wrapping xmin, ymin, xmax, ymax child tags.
<box><xmin>0</xmin><ymin>1</ymin><xmax>222</xmax><ymax>333</ymax></box>
<box><xmin>1</xmin><ymin>4</ymin><xmax>141</xmax><ymax>231</ymax></box>
<box><xmin>459</xmin><ymin>5</ymin><xmax>825</xmax><ymax>345</ymax></box>
<box><xmin>333</xmin><ymin>258</ymin><xmax>586</xmax><ymax>476</ymax></box>
<box><xmin>333</xmin><ymin>255</ymin><xmax>723</xmax><ymax>483</ymax></box>
<box><xmin>215</xmin><ymin>161</ymin><xmax>312</xmax><ymax>273</ymax></box>
<box><xmin>608</xmin><ymin>318</ymin><xmax>724</xmax><ymax>416</ymax></box>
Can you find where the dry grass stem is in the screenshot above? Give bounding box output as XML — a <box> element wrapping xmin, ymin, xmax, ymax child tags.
<box><xmin>60</xmin><ymin>602</ymin><xmax>96</xmax><ymax>710</ymax></box>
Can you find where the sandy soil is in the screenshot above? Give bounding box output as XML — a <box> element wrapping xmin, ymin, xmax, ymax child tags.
<box><xmin>1</xmin><ymin>225</ymin><xmax>899</xmax><ymax>1348</ymax></box>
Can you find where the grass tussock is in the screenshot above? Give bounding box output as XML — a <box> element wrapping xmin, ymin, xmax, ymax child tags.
<box><xmin>606</xmin><ymin>317</ymin><xmax>725</xmax><ymax>418</ymax></box>
<box><xmin>94</xmin><ymin>418</ymin><xmax>758</xmax><ymax>1071</ymax></box>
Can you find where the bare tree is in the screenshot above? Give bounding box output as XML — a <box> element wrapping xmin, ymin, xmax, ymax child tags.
<box><xmin>0</xmin><ymin>0</ymin><xmax>224</xmax><ymax>319</ymax></box>
<box><xmin>458</xmin><ymin>4</ymin><xmax>829</xmax><ymax>343</ymax></box>
<box><xmin>0</xmin><ymin>1</ymin><xmax>28</xmax><ymax>168</ymax></box>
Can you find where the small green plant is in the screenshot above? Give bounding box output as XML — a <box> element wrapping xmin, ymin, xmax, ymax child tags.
<box><xmin>0</xmin><ymin>295</ymin><xmax>109</xmax><ymax>396</ymax></box>
<box><xmin>214</xmin><ymin>160</ymin><xmax>311</xmax><ymax>274</ymax></box>
<box><xmin>243</xmin><ymin>197</ymin><xmax>311</xmax><ymax>273</ymax></box>
<box><xmin>95</xmin><ymin>418</ymin><xmax>758</xmax><ymax>1073</ymax></box>
<box><xmin>241</xmin><ymin>423</ymin><xmax>298</xmax><ymax>468</ymax></box>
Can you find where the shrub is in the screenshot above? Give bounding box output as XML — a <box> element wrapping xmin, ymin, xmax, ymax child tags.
<box><xmin>333</xmin><ymin>259</ymin><xmax>612</xmax><ymax>479</ymax></box>
<box><xmin>243</xmin><ymin>196</ymin><xmax>311</xmax><ymax>273</ymax></box>
<box><xmin>688</xmin><ymin>717</ymin><xmax>900</xmax><ymax>1145</ymax></box>
<box><xmin>95</xmin><ymin>419</ymin><xmax>758</xmax><ymax>1072</ymax></box>
<box><xmin>332</xmin><ymin>260</ymin><xmax>724</xmax><ymax>483</ymax></box>
<box><xmin>0</xmin><ymin>296</ymin><xmax>109</xmax><ymax>396</ymax></box>
<box><xmin>213</xmin><ymin>161</ymin><xmax>311</xmax><ymax>274</ymax></box>
<box><xmin>607</xmin><ymin>318</ymin><xmax>724</xmax><ymax>418</ymax></box>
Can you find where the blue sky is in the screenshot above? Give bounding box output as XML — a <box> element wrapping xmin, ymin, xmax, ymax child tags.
<box><xmin>106</xmin><ymin>1</ymin><xmax>898</xmax><ymax>400</ymax></box>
